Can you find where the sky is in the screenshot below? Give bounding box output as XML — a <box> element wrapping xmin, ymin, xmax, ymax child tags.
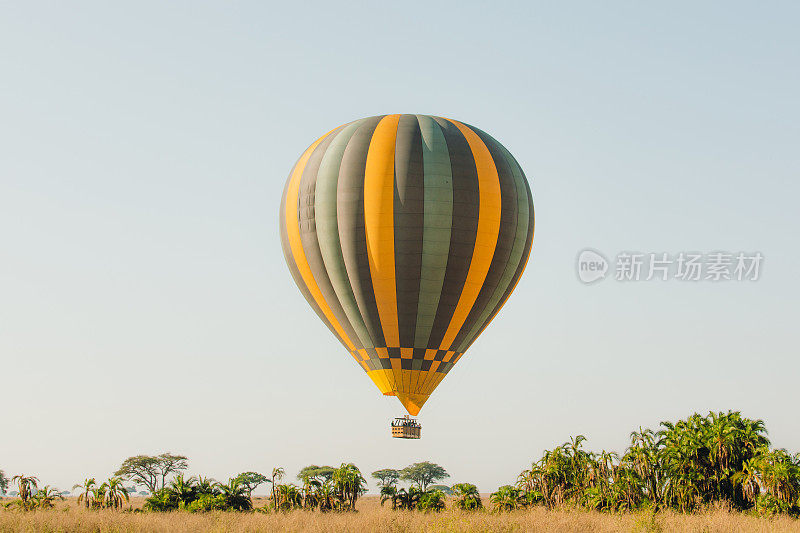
<box><xmin>1</xmin><ymin>1</ymin><xmax>799</xmax><ymax>494</ymax></box>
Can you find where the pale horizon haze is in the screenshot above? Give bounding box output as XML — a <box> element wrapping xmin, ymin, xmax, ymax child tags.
<box><xmin>1</xmin><ymin>1</ymin><xmax>799</xmax><ymax>494</ymax></box>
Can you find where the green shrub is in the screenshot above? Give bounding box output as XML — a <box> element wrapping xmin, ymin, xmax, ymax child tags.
<box><xmin>418</xmin><ymin>489</ymin><xmax>446</xmax><ymax>512</ymax></box>
<box><xmin>452</xmin><ymin>483</ymin><xmax>483</xmax><ymax>511</ymax></box>
<box><xmin>186</xmin><ymin>494</ymin><xmax>226</xmax><ymax>512</ymax></box>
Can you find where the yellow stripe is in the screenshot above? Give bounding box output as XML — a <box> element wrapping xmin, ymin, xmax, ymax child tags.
<box><xmin>438</xmin><ymin>119</ymin><xmax>502</xmax><ymax>350</ymax></box>
<box><xmin>410</xmin><ymin>369</ymin><xmax>422</xmax><ymax>393</ymax></box>
<box><xmin>430</xmin><ymin>373</ymin><xmax>445</xmax><ymax>395</ymax></box>
<box><xmin>402</xmin><ymin>369</ymin><xmax>413</xmax><ymax>393</ymax></box>
<box><xmin>367</xmin><ymin>370</ymin><xmax>392</xmax><ymax>395</ymax></box>
<box><xmin>415</xmin><ymin>361</ymin><xmax>436</xmax><ymax>394</ymax></box>
<box><xmin>377</xmin><ymin>369</ymin><xmax>395</xmax><ymax>394</ymax></box>
<box><xmin>390</xmin><ymin>358</ymin><xmax>402</xmax><ymax>391</ymax></box>
<box><xmin>382</xmin><ymin>369</ymin><xmax>395</xmax><ymax>394</ymax></box>
<box><xmin>423</xmin><ymin>372</ymin><xmax>444</xmax><ymax>395</ymax></box>
<box><xmin>285</xmin><ymin>127</ymin><xmax>355</xmax><ymax>351</ymax></box>
<box><xmin>383</xmin><ymin>363</ymin><xmax>398</xmax><ymax>391</ymax></box>
<box><xmin>364</xmin><ymin>114</ymin><xmax>401</xmax><ymax>347</ymax></box>
<box><xmin>416</xmin><ymin>366</ymin><xmax>436</xmax><ymax>396</ymax></box>
<box><xmin>469</xmin><ymin>215</ymin><xmax>535</xmax><ymax>346</ymax></box>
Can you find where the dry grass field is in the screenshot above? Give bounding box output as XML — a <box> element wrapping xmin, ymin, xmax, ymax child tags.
<box><xmin>1</xmin><ymin>496</ymin><xmax>800</xmax><ymax>533</ymax></box>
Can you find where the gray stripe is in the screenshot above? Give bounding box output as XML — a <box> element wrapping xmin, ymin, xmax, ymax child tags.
<box><xmin>413</xmin><ymin>115</ymin><xmax>453</xmax><ymax>350</ymax></box>
<box><xmin>394</xmin><ymin>115</ymin><xmax>425</xmax><ymax>350</ymax></box>
<box><xmin>336</xmin><ymin>116</ymin><xmax>387</xmax><ymax>349</ymax></box>
<box><xmin>426</xmin><ymin>116</ymin><xmax>480</xmax><ymax>350</ymax></box>
<box><xmin>314</xmin><ymin>120</ymin><xmax>375</xmax><ymax>349</ymax></box>
<box><xmin>297</xmin><ymin>126</ymin><xmax>364</xmax><ymax>350</ymax></box>
<box><xmin>280</xmin><ymin>153</ymin><xmax>347</xmax><ymax>349</ymax></box>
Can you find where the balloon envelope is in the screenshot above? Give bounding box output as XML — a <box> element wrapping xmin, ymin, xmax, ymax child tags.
<box><xmin>280</xmin><ymin>114</ymin><xmax>534</xmax><ymax>415</ymax></box>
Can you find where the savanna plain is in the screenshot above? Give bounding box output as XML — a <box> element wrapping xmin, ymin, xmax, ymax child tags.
<box><xmin>1</xmin><ymin>497</ymin><xmax>800</xmax><ymax>533</ymax></box>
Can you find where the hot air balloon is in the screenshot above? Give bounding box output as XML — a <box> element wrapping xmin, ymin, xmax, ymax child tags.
<box><xmin>279</xmin><ymin>115</ymin><xmax>534</xmax><ymax>436</ymax></box>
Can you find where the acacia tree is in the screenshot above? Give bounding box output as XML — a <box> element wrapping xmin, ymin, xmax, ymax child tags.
<box><xmin>154</xmin><ymin>453</ymin><xmax>188</xmax><ymax>491</ymax></box>
<box><xmin>114</xmin><ymin>453</ymin><xmax>188</xmax><ymax>493</ymax></box>
<box><xmin>114</xmin><ymin>456</ymin><xmax>158</xmax><ymax>493</ymax></box>
<box><xmin>234</xmin><ymin>472</ymin><xmax>270</xmax><ymax>497</ymax></box>
<box><xmin>0</xmin><ymin>469</ymin><xmax>8</xmax><ymax>496</ymax></box>
<box><xmin>298</xmin><ymin>465</ymin><xmax>335</xmax><ymax>484</ymax></box>
<box><xmin>371</xmin><ymin>468</ymin><xmax>400</xmax><ymax>488</ymax></box>
<box><xmin>400</xmin><ymin>462</ymin><xmax>449</xmax><ymax>491</ymax></box>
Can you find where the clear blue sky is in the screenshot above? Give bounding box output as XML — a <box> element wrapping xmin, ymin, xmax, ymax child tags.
<box><xmin>1</xmin><ymin>1</ymin><xmax>798</xmax><ymax>494</ymax></box>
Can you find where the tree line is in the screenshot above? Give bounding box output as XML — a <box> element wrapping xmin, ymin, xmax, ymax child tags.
<box><xmin>2</xmin><ymin>411</ymin><xmax>799</xmax><ymax>516</ymax></box>
<box><xmin>500</xmin><ymin>411</ymin><xmax>800</xmax><ymax>516</ymax></box>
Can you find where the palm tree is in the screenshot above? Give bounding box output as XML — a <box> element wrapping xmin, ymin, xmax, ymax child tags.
<box><xmin>379</xmin><ymin>485</ymin><xmax>398</xmax><ymax>509</ymax></box>
<box><xmin>276</xmin><ymin>483</ymin><xmax>303</xmax><ymax>511</ymax></box>
<box><xmin>271</xmin><ymin>467</ymin><xmax>285</xmax><ymax>510</ymax></box>
<box><xmin>394</xmin><ymin>486</ymin><xmax>422</xmax><ymax>510</ymax></box>
<box><xmin>169</xmin><ymin>474</ymin><xmax>197</xmax><ymax>508</ymax></box>
<box><xmin>91</xmin><ymin>484</ymin><xmax>107</xmax><ymax>510</ymax></box>
<box><xmin>452</xmin><ymin>483</ymin><xmax>483</xmax><ymax>510</ymax></box>
<box><xmin>217</xmin><ymin>477</ymin><xmax>252</xmax><ymax>511</ymax></box>
<box><xmin>625</xmin><ymin>427</ymin><xmax>661</xmax><ymax>504</ymax></box>
<box><xmin>732</xmin><ymin>458</ymin><xmax>761</xmax><ymax>505</ymax></box>
<box><xmin>11</xmin><ymin>475</ymin><xmax>39</xmax><ymax>509</ymax></box>
<box><xmin>490</xmin><ymin>485</ymin><xmax>522</xmax><ymax>511</ymax></box>
<box><xmin>418</xmin><ymin>489</ymin><xmax>446</xmax><ymax>512</ymax></box>
<box><xmin>759</xmin><ymin>449</ymin><xmax>800</xmax><ymax>508</ymax></box>
<box><xmin>104</xmin><ymin>477</ymin><xmax>130</xmax><ymax>509</ymax></box>
<box><xmin>196</xmin><ymin>476</ymin><xmax>218</xmax><ymax>496</ymax></box>
<box><xmin>331</xmin><ymin>463</ymin><xmax>367</xmax><ymax>511</ymax></box>
<box><xmin>73</xmin><ymin>478</ymin><xmax>97</xmax><ymax>509</ymax></box>
<box><xmin>300</xmin><ymin>478</ymin><xmax>321</xmax><ymax>510</ymax></box>
<box><xmin>31</xmin><ymin>486</ymin><xmax>64</xmax><ymax>509</ymax></box>
<box><xmin>317</xmin><ymin>480</ymin><xmax>336</xmax><ymax>512</ymax></box>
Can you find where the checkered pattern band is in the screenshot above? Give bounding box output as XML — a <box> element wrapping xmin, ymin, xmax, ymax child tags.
<box><xmin>349</xmin><ymin>347</ymin><xmax>463</xmax><ymax>373</ymax></box>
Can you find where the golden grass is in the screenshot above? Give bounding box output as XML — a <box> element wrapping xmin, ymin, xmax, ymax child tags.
<box><xmin>1</xmin><ymin>497</ymin><xmax>799</xmax><ymax>532</ymax></box>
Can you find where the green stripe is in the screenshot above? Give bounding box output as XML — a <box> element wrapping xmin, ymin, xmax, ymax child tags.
<box><xmin>313</xmin><ymin>120</ymin><xmax>375</xmax><ymax>348</ymax></box>
<box><xmin>455</xmin><ymin>140</ymin><xmax>530</xmax><ymax>352</ymax></box>
<box><xmin>413</xmin><ymin>115</ymin><xmax>453</xmax><ymax>349</ymax></box>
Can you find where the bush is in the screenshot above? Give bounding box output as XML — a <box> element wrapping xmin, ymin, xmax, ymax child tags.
<box><xmin>186</xmin><ymin>494</ymin><xmax>226</xmax><ymax>512</ymax></box>
<box><xmin>417</xmin><ymin>489</ymin><xmax>446</xmax><ymax>512</ymax></box>
<box><xmin>143</xmin><ymin>490</ymin><xmax>179</xmax><ymax>512</ymax></box>
<box><xmin>452</xmin><ymin>483</ymin><xmax>483</xmax><ymax>511</ymax></box>
<box><xmin>754</xmin><ymin>493</ymin><xmax>800</xmax><ymax>517</ymax></box>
